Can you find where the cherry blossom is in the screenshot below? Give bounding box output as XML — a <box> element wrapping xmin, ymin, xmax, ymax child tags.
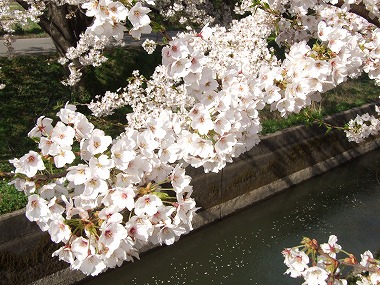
<box><xmin>12</xmin><ymin>151</ymin><xmax>45</xmax><ymax>178</ymax></box>
<box><xmin>303</xmin><ymin>266</ymin><xmax>329</xmax><ymax>285</ymax></box>
<box><xmin>320</xmin><ymin>235</ymin><xmax>342</xmax><ymax>258</ymax></box>
<box><xmin>283</xmin><ymin>236</ymin><xmax>380</xmax><ymax>284</ymax></box>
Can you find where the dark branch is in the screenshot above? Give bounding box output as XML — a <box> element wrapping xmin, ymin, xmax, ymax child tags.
<box><xmin>0</xmin><ymin>171</ymin><xmax>68</xmax><ymax>181</ymax></box>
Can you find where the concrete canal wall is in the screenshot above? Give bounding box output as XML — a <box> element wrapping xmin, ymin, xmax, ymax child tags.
<box><xmin>1</xmin><ymin>103</ymin><xmax>380</xmax><ymax>285</ymax></box>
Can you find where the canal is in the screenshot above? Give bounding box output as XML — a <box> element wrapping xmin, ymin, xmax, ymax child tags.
<box><xmin>79</xmin><ymin>148</ymin><xmax>380</xmax><ymax>285</ymax></box>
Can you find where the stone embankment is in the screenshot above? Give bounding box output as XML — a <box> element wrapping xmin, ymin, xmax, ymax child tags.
<box><xmin>1</xmin><ymin>103</ymin><xmax>379</xmax><ymax>285</ymax></box>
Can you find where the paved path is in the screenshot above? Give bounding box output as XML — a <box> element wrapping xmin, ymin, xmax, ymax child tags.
<box><xmin>0</xmin><ymin>37</ymin><xmax>56</xmax><ymax>55</ymax></box>
<box><xmin>0</xmin><ymin>31</ymin><xmax>178</xmax><ymax>56</ymax></box>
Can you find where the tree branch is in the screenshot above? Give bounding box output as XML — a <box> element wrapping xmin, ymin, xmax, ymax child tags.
<box><xmin>0</xmin><ymin>171</ymin><xmax>68</xmax><ymax>181</ymax></box>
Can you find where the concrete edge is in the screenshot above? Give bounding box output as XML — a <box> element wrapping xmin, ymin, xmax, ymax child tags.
<box><xmin>207</xmin><ymin>137</ymin><xmax>380</xmax><ymax>220</ymax></box>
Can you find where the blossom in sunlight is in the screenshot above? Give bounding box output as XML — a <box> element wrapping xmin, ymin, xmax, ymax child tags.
<box><xmin>302</xmin><ymin>266</ymin><xmax>329</xmax><ymax>285</ymax></box>
<box><xmin>51</xmin><ymin>121</ymin><xmax>76</xmax><ymax>147</ymax></box>
<box><xmin>320</xmin><ymin>235</ymin><xmax>342</xmax><ymax>258</ymax></box>
<box><xmin>48</xmin><ymin>218</ymin><xmax>71</xmax><ymax>243</ymax></box>
<box><xmin>142</xmin><ymin>39</ymin><xmax>157</xmax><ymax>54</ymax></box>
<box><xmin>87</xmin><ymin>129</ymin><xmax>112</xmax><ymax>155</ymax></box>
<box><xmin>54</xmin><ymin>146</ymin><xmax>75</xmax><ymax>168</ymax></box>
<box><xmin>345</xmin><ymin>114</ymin><xmax>380</xmax><ymax>143</ymax></box>
<box><xmin>134</xmin><ymin>194</ymin><xmax>163</xmax><ymax>216</ymax></box>
<box><xmin>151</xmin><ymin>223</ymin><xmax>187</xmax><ymax>246</ymax></box>
<box><xmin>282</xmin><ymin>248</ymin><xmax>310</xmax><ymax>278</ymax></box>
<box><xmin>129</xmin><ymin>24</ymin><xmax>152</xmax><ymax>40</ymax></box>
<box><xmin>128</xmin><ymin>2</ymin><xmax>151</xmax><ymax>28</ymax></box>
<box><xmin>7</xmin><ymin>103</ymin><xmax>198</xmax><ymax>276</ymax></box>
<box><xmin>99</xmin><ymin>221</ymin><xmax>128</xmax><ymax>256</ymax></box>
<box><xmin>25</xmin><ymin>194</ymin><xmax>50</xmax><ymax>222</ymax></box>
<box><xmin>15</xmin><ymin>151</ymin><xmax>46</xmax><ymax>178</ymax></box>
<box><xmin>28</xmin><ymin>116</ymin><xmax>54</xmax><ymax>138</ymax></box>
<box><xmin>74</xmin><ymin>254</ymin><xmax>107</xmax><ymax>276</ymax></box>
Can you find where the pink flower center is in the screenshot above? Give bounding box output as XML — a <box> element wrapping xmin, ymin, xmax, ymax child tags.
<box><xmin>27</xmin><ymin>155</ymin><xmax>35</xmax><ymax>163</ymax></box>
<box><xmin>105</xmin><ymin>230</ymin><xmax>113</xmax><ymax>238</ymax></box>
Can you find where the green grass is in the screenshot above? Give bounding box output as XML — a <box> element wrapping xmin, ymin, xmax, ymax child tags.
<box><xmin>0</xmin><ymin>160</ymin><xmax>28</xmax><ymax>214</ymax></box>
<box><xmin>0</xmin><ymin>48</ymin><xmax>379</xmax><ymax>214</ymax></box>
<box><xmin>0</xmin><ymin>180</ymin><xmax>28</xmax><ymax>215</ymax></box>
<box><xmin>0</xmin><ymin>55</ymin><xmax>71</xmax><ymax>160</ymax></box>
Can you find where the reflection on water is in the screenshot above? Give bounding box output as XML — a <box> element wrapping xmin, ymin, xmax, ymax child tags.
<box><xmin>80</xmin><ymin>149</ymin><xmax>380</xmax><ymax>285</ymax></box>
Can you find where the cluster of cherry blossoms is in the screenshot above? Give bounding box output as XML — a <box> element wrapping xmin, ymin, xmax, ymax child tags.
<box><xmin>9</xmin><ymin>104</ymin><xmax>198</xmax><ymax>276</ymax></box>
<box><xmin>283</xmin><ymin>235</ymin><xmax>380</xmax><ymax>285</ymax></box>
<box><xmin>89</xmin><ymin>0</ymin><xmax>380</xmax><ymax>170</ymax></box>
<box><xmin>344</xmin><ymin>107</ymin><xmax>380</xmax><ymax>143</ymax></box>
<box><xmin>0</xmin><ymin>0</ymin><xmax>45</xmax><ymax>35</ymax></box>
<box><xmin>89</xmin><ymin>10</ymin><xmax>278</xmax><ymax>173</ymax></box>
<box><xmin>153</xmin><ymin>0</ymin><xmax>234</xmax><ymax>27</ymax></box>
<box><xmin>61</xmin><ymin>0</ymin><xmax>154</xmax><ymax>85</ymax></box>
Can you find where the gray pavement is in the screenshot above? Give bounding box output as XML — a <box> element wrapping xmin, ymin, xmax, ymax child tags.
<box><xmin>0</xmin><ymin>37</ymin><xmax>56</xmax><ymax>55</ymax></box>
<box><xmin>0</xmin><ymin>31</ymin><xmax>178</xmax><ymax>56</ymax></box>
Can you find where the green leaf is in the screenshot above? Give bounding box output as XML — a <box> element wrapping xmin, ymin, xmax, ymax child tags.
<box><xmin>152</xmin><ymin>191</ymin><xmax>170</xmax><ymax>200</ymax></box>
<box><xmin>151</xmin><ymin>21</ymin><xmax>165</xmax><ymax>33</ymax></box>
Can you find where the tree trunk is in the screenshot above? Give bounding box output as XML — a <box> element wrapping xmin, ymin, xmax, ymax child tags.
<box><xmin>16</xmin><ymin>1</ymin><xmax>92</xmax><ymax>98</ymax></box>
<box><xmin>16</xmin><ymin>1</ymin><xmax>91</xmax><ymax>58</ymax></box>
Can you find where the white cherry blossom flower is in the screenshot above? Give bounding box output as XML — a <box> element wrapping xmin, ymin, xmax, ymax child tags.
<box><xmin>71</xmin><ymin>237</ymin><xmax>94</xmax><ymax>262</ymax></box>
<box><xmin>283</xmin><ymin>248</ymin><xmax>310</xmax><ymax>278</ymax></box>
<box><xmin>25</xmin><ymin>194</ymin><xmax>50</xmax><ymax>222</ymax></box>
<box><xmin>360</xmin><ymin>250</ymin><xmax>377</xmax><ymax>268</ymax></box>
<box><xmin>9</xmin><ymin>178</ymin><xmax>36</xmax><ymax>195</ymax></box>
<box><xmin>74</xmin><ymin>254</ymin><xmax>106</xmax><ymax>276</ymax></box>
<box><xmin>48</xmin><ymin>218</ymin><xmax>72</xmax><ymax>243</ymax></box>
<box><xmin>102</xmin><ymin>187</ymin><xmax>136</xmax><ymax>211</ymax></box>
<box><xmin>52</xmin><ymin>246</ymin><xmax>75</xmax><ymax>265</ymax></box>
<box><xmin>170</xmin><ymin>165</ymin><xmax>191</xmax><ymax>193</ymax></box>
<box><xmin>56</xmin><ymin>103</ymin><xmax>78</xmax><ymax>125</ymax></box>
<box><xmin>89</xmin><ymin>155</ymin><xmax>114</xmax><ymax>180</ymax></box>
<box><xmin>39</xmin><ymin>137</ymin><xmax>59</xmax><ymax>156</ymax></box>
<box><xmin>67</xmin><ymin>164</ymin><xmax>91</xmax><ymax>185</ymax></box>
<box><xmin>320</xmin><ymin>235</ymin><xmax>342</xmax><ymax>258</ymax></box>
<box><xmin>302</xmin><ymin>266</ymin><xmax>329</xmax><ymax>285</ymax></box>
<box><xmin>150</xmin><ymin>223</ymin><xmax>186</xmax><ymax>245</ymax></box>
<box><xmin>125</xmin><ymin>216</ymin><xmax>153</xmax><ymax>243</ymax></box>
<box><xmin>54</xmin><ymin>146</ymin><xmax>75</xmax><ymax>168</ymax></box>
<box><xmin>134</xmin><ymin>194</ymin><xmax>163</xmax><ymax>216</ymax></box>
<box><xmin>129</xmin><ymin>23</ymin><xmax>152</xmax><ymax>40</ymax></box>
<box><xmin>17</xmin><ymin>151</ymin><xmax>46</xmax><ymax>178</ymax></box>
<box><xmin>28</xmin><ymin>116</ymin><xmax>53</xmax><ymax>138</ymax></box>
<box><xmin>51</xmin><ymin>122</ymin><xmax>76</xmax><ymax>147</ymax></box>
<box><xmin>83</xmin><ymin>176</ymin><xmax>109</xmax><ymax>198</ymax></box>
<box><xmin>87</xmin><ymin>129</ymin><xmax>112</xmax><ymax>155</ymax></box>
<box><xmin>74</xmin><ymin>113</ymin><xmax>94</xmax><ymax>140</ymax></box>
<box><xmin>99</xmin><ymin>221</ymin><xmax>128</xmax><ymax>257</ymax></box>
<box><xmin>128</xmin><ymin>2</ymin><xmax>151</xmax><ymax>27</ymax></box>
